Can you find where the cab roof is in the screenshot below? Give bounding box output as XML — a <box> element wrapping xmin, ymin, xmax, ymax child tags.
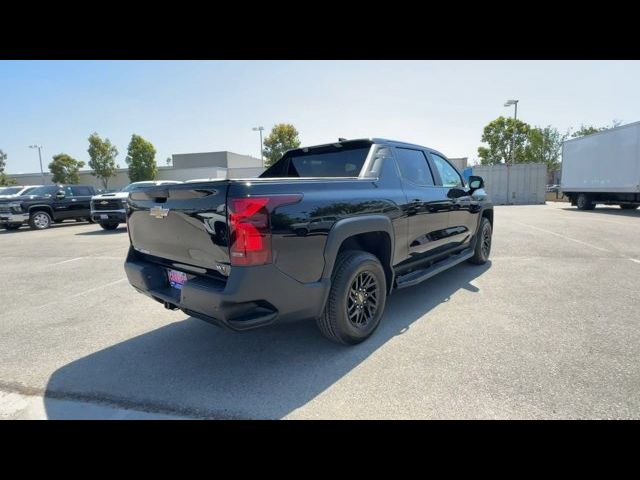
<box><xmin>290</xmin><ymin>138</ymin><xmax>449</xmax><ymax>159</ymax></box>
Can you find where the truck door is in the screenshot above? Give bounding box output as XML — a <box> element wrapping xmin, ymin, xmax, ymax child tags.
<box><xmin>428</xmin><ymin>152</ymin><xmax>478</xmax><ymax>249</ymax></box>
<box><xmin>52</xmin><ymin>186</ymin><xmax>77</xmax><ymax>220</ymax></box>
<box><xmin>394</xmin><ymin>147</ymin><xmax>452</xmax><ymax>260</ymax></box>
<box><xmin>70</xmin><ymin>185</ymin><xmax>94</xmax><ymax>218</ymax></box>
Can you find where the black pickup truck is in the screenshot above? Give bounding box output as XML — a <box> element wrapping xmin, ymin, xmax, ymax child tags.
<box><xmin>0</xmin><ymin>184</ymin><xmax>97</xmax><ymax>230</ymax></box>
<box><xmin>124</xmin><ymin>139</ymin><xmax>493</xmax><ymax>345</ymax></box>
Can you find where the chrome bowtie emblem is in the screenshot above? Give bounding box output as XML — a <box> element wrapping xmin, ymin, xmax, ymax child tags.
<box><xmin>150</xmin><ymin>206</ymin><xmax>170</xmax><ymax>218</ymax></box>
<box><xmin>100</xmin><ymin>200</ymin><xmax>108</xmax><ymax>205</ymax></box>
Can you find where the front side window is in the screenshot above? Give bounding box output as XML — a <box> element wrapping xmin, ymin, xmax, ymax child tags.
<box><xmin>25</xmin><ymin>186</ymin><xmax>58</xmax><ymax>197</ymax></box>
<box><xmin>431</xmin><ymin>153</ymin><xmax>463</xmax><ymax>188</ymax></box>
<box><xmin>61</xmin><ymin>186</ymin><xmax>74</xmax><ymax>197</ymax></box>
<box><xmin>395</xmin><ymin>148</ymin><xmax>434</xmax><ymax>186</ymax></box>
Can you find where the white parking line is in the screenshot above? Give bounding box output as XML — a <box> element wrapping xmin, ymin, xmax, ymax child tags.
<box><xmin>512</xmin><ymin>221</ymin><xmax>612</xmax><ymax>252</ymax></box>
<box><xmin>513</xmin><ymin>221</ymin><xmax>640</xmax><ymax>264</ymax></box>
<box><xmin>50</xmin><ymin>257</ymin><xmax>86</xmax><ymax>266</ymax></box>
<box><xmin>0</xmin><ymin>278</ymin><xmax>129</xmax><ymax>317</ymax></box>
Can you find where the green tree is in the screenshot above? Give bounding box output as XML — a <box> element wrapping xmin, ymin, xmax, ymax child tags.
<box><xmin>87</xmin><ymin>133</ymin><xmax>118</xmax><ymax>189</ymax></box>
<box><xmin>570</xmin><ymin>120</ymin><xmax>622</xmax><ymax>138</ymax></box>
<box><xmin>477</xmin><ymin>116</ymin><xmax>531</xmax><ymax>165</ymax></box>
<box><xmin>263</xmin><ymin>123</ymin><xmax>301</xmax><ymax>167</ymax></box>
<box><xmin>48</xmin><ymin>153</ymin><xmax>85</xmax><ymax>184</ymax></box>
<box><xmin>0</xmin><ymin>149</ymin><xmax>17</xmax><ymax>186</ymax></box>
<box><xmin>524</xmin><ymin>126</ymin><xmax>569</xmax><ymax>173</ymax></box>
<box><xmin>125</xmin><ymin>134</ymin><xmax>158</xmax><ymax>182</ymax></box>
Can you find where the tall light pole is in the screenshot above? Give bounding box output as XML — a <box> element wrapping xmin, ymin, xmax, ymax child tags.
<box><xmin>503</xmin><ymin>100</ymin><xmax>519</xmax><ymax>205</ymax></box>
<box><xmin>29</xmin><ymin>145</ymin><xmax>45</xmax><ymax>183</ymax></box>
<box><xmin>504</xmin><ymin>99</ymin><xmax>519</xmax><ymax>164</ymax></box>
<box><xmin>252</xmin><ymin>126</ymin><xmax>265</xmax><ymax>167</ymax></box>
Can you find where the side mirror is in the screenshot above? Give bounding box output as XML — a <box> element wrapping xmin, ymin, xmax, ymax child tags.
<box><xmin>55</xmin><ymin>190</ymin><xmax>65</xmax><ymax>199</ymax></box>
<box><xmin>469</xmin><ymin>175</ymin><xmax>484</xmax><ymax>190</ymax></box>
<box><xmin>447</xmin><ymin>187</ymin><xmax>468</xmax><ymax>199</ymax></box>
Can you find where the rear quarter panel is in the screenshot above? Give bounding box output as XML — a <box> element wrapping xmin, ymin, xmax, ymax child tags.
<box><xmin>228</xmin><ymin>175</ymin><xmax>407</xmax><ymax>283</ymax></box>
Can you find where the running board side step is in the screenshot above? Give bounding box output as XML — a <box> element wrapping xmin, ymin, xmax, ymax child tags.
<box><xmin>395</xmin><ymin>248</ymin><xmax>474</xmax><ymax>289</ymax></box>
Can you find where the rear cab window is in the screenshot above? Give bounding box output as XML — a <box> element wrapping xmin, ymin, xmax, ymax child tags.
<box><xmin>260</xmin><ymin>141</ymin><xmax>373</xmax><ymax>178</ymax></box>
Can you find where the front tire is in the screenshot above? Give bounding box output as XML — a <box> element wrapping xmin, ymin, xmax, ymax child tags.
<box><xmin>468</xmin><ymin>217</ymin><xmax>492</xmax><ymax>265</ymax></box>
<box><xmin>576</xmin><ymin>193</ymin><xmax>595</xmax><ymax>210</ymax></box>
<box><xmin>99</xmin><ymin>222</ymin><xmax>119</xmax><ymax>230</ymax></box>
<box><xmin>317</xmin><ymin>250</ymin><xmax>387</xmax><ymax>345</ymax></box>
<box><xmin>29</xmin><ymin>211</ymin><xmax>52</xmax><ymax>230</ymax></box>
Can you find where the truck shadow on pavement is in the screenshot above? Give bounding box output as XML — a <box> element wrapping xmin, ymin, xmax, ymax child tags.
<box><xmin>44</xmin><ymin>262</ymin><xmax>491</xmax><ymax>419</ymax></box>
<box><xmin>75</xmin><ymin>227</ymin><xmax>127</xmax><ymax>236</ymax></box>
<box><xmin>561</xmin><ymin>207</ymin><xmax>640</xmax><ymax>218</ymax></box>
<box><xmin>0</xmin><ymin>222</ymin><xmax>94</xmax><ymax>234</ymax></box>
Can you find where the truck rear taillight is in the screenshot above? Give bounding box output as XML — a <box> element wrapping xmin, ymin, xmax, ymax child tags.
<box><xmin>228</xmin><ymin>194</ymin><xmax>302</xmax><ymax>266</ymax></box>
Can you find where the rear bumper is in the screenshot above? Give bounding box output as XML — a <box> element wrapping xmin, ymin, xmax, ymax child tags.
<box><xmin>91</xmin><ymin>209</ymin><xmax>126</xmax><ymax>223</ymax></box>
<box><xmin>124</xmin><ymin>248</ymin><xmax>330</xmax><ymax>331</ymax></box>
<box><xmin>0</xmin><ymin>213</ymin><xmax>28</xmax><ymax>224</ymax></box>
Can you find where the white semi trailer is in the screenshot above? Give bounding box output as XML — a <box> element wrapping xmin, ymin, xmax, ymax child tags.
<box><xmin>561</xmin><ymin>121</ymin><xmax>640</xmax><ymax>210</ymax></box>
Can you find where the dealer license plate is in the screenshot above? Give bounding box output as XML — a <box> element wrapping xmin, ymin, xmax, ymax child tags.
<box><xmin>167</xmin><ymin>269</ymin><xmax>188</xmax><ymax>290</ymax></box>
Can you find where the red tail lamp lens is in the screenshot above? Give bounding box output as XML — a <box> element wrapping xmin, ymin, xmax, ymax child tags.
<box><xmin>228</xmin><ymin>195</ymin><xmax>302</xmax><ymax>266</ymax></box>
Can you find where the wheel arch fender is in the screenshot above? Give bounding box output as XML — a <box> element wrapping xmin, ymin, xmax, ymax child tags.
<box><xmin>28</xmin><ymin>204</ymin><xmax>55</xmax><ymax>215</ymax></box>
<box><xmin>28</xmin><ymin>205</ymin><xmax>55</xmax><ymax>219</ymax></box>
<box><xmin>321</xmin><ymin>215</ymin><xmax>395</xmax><ymax>282</ymax></box>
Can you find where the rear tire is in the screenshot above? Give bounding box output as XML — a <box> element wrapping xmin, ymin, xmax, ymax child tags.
<box><xmin>99</xmin><ymin>222</ymin><xmax>119</xmax><ymax>230</ymax></box>
<box><xmin>29</xmin><ymin>211</ymin><xmax>52</xmax><ymax>230</ymax></box>
<box><xmin>317</xmin><ymin>250</ymin><xmax>387</xmax><ymax>345</ymax></box>
<box><xmin>619</xmin><ymin>204</ymin><xmax>639</xmax><ymax>210</ymax></box>
<box><xmin>576</xmin><ymin>193</ymin><xmax>595</xmax><ymax>210</ymax></box>
<box><xmin>468</xmin><ymin>217</ymin><xmax>492</xmax><ymax>265</ymax></box>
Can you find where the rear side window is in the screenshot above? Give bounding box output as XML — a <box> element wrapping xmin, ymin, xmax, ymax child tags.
<box><xmin>395</xmin><ymin>148</ymin><xmax>434</xmax><ymax>186</ymax></box>
<box><xmin>71</xmin><ymin>186</ymin><xmax>92</xmax><ymax>196</ymax></box>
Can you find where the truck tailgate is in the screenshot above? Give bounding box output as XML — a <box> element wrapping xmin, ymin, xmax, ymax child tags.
<box><xmin>127</xmin><ymin>182</ymin><xmax>231</xmax><ymax>271</ymax></box>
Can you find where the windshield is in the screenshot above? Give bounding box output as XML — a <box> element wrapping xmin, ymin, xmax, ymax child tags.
<box><xmin>24</xmin><ymin>186</ymin><xmax>57</xmax><ymax>196</ymax></box>
<box><xmin>0</xmin><ymin>187</ymin><xmax>23</xmax><ymax>195</ymax></box>
<box><xmin>260</xmin><ymin>143</ymin><xmax>372</xmax><ymax>178</ymax></box>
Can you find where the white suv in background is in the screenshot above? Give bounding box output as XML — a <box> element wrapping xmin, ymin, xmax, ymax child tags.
<box><xmin>0</xmin><ymin>185</ymin><xmax>41</xmax><ymax>199</ymax></box>
<box><xmin>90</xmin><ymin>180</ymin><xmax>182</xmax><ymax>230</ymax></box>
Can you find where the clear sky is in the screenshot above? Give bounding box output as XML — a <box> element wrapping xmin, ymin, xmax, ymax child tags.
<box><xmin>1</xmin><ymin>60</ymin><xmax>639</xmax><ymax>174</ymax></box>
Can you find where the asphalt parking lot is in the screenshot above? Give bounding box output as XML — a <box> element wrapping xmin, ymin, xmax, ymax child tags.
<box><xmin>1</xmin><ymin>202</ymin><xmax>639</xmax><ymax>419</ymax></box>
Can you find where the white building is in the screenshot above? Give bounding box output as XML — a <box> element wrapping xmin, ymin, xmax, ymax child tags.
<box><xmin>8</xmin><ymin>151</ymin><xmax>265</xmax><ymax>189</ymax></box>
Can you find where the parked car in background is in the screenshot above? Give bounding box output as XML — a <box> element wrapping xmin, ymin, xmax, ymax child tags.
<box><xmin>124</xmin><ymin>138</ymin><xmax>493</xmax><ymax>345</ymax></box>
<box><xmin>0</xmin><ymin>184</ymin><xmax>97</xmax><ymax>230</ymax></box>
<box><xmin>0</xmin><ymin>185</ymin><xmax>41</xmax><ymax>198</ymax></box>
<box><xmin>90</xmin><ymin>180</ymin><xmax>183</xmax><ymax>230</ymax></box>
